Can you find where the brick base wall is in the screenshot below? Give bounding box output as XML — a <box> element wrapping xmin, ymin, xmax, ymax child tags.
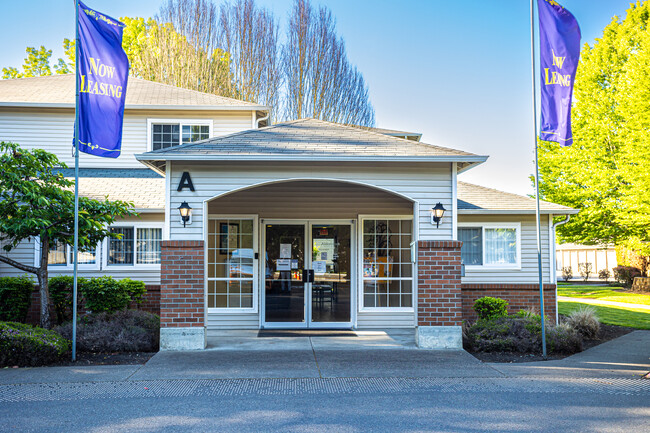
<box><xmin>461</xmin><ymin>283</ymin><xmax>557</xmax><ymax>323</ymax></box>
<box><xmin>25</xmin><ymin>284</ymin><xmax>162</xmax><ymax>325</ymax></box>
<box><xmin>417</xmin><ymin>240</ymin><xmax>463</xmax><ymax>327</ymax></box>
<box><xmin>160</xmin><ymin>240</ymin><xmax>204</xmax><ymax>328</ymax></box>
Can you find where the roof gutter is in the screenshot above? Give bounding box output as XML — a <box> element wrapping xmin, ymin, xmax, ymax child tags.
<box><xmin>458</xmin><ymin>209</ymin><xmax>579</xmax><ymax>215</ymax></box>
<box><xmin>134</xmin><ymin>154</ymin><xmax>489</xmax><ymax>163</ymax></box>
<box><xmin>552</xmin><ymin>214</ymin><xmax>571</xmax><ymax>229</ymax></box>
<box><xmin>0</xmin><ymin>102</ymin><xmax>270</xmax><ymax>111</ymax></box>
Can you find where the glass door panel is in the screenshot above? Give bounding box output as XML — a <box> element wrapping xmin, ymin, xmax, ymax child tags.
<box><xmin>311</xmin><ymin>224</ymin><xmax>351</xmax><ymax>323</ymax></box>
<box><xmin>264</xmin><ymin>224</ymin><xmax>306</xmax><ymax>323</ymax></box>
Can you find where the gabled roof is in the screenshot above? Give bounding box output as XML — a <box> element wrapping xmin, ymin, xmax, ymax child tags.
<box><xmin>353</xmin><ymin>126</ymin><xmax>422</xmax><ymax>141</ymax></box>
<box><xmin>58</xmin><ymin>169</ymin><xmax>164</xmax><ymax>211</ymax></box>
<box><xmin>136</xmin><ymin>118</ymin><xmax>487</xmax><ymax>171</ymax></box>
<box><xmin>0</xmin><ymin>74</ymin><xmax>267</xmax><ymax>111</ymax></box>
<box><xmin>457</xmin><ymin>181</ymin><xmax>578</xmax><ymax>215</ymax></box>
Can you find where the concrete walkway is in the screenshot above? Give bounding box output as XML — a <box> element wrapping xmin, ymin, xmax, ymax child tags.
<box><xmin>559</xmin><ymin>296</ymin><xmax>650</xmax><ymax>310</ymax></box>
<box><xmin>1</xmin><ymin>330</ymin><xmax>648</xmax><ymax>385</ymax></box>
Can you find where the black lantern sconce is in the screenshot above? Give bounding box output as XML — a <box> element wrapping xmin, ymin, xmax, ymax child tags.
<box><xmin>178</xmin><ymin>201</ymin><xmax>192</xmax><ymax>227</ymax></box>
<box><xmin>431</xmin><ymin>202</ymin><xmax>446</xmax><ymax>228</ymax></box>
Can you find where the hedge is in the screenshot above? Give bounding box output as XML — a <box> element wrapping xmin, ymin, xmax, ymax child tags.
<box><xmin>0</xmin><ymin>275</ymin><xmax>34</xmax><ymax>323</ymax></box>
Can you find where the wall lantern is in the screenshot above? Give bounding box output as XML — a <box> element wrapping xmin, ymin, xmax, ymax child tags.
<box><xmin>178</xmin><ymin>201</ymin><xmax>192</xmax><ymax>227</ymax></box>
<box><xmin>431</xmin><ymin>202</ymin><xmax>446</xmax><ymax>228</ymax></box>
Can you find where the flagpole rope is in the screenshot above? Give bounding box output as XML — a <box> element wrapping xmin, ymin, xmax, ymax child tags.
<box><xmin>530</xmin><ymin>0</ymin><xmax>547</xmax><ymax>359</ymax></box>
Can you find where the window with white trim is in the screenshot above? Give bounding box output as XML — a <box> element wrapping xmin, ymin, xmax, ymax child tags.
<box><xmin>361</xmin><ymin>218</ymin><xmax>413</xmax><ymax>309</ymax></box>
<box><xmin>458</xmin><ymin>225</ymin><xmax>520</xmax><ymax>267</ymax></box>
<box><xmin>207</xmin><ymin>218</ymin><xmax>256</xmax><ymax>310</ymax></box>
<box><xmin>47</xmin><ymin>241</ymin><xmax>97</xmax><ymax>266</ymax></box>
<box><xmin>151</xmin><ymin>122</ymin><xmax>210</xmax><ymax>150</ymax></box>
<box><xmin>107</xmin><ymin>227</ymin><xmax>162</xmax><ymax>266</ymax></box>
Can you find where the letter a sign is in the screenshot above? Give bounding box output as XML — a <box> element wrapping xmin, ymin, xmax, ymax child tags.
<box><xmin>76</xmin><ymin>1</ymin><xmax>129</xmax><ymax>158</ymax></box>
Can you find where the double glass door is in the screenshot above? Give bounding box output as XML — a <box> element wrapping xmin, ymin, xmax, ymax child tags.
<box><xmin>263</xmin><ymin>221</ymin><xmax>352</xmax><ymax>328</ymax></box>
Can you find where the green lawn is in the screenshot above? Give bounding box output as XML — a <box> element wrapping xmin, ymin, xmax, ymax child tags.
<box><xmin>557</xmin><ymin>284</ymin><xmax>650</xmax><ymax>306</ymax></box>
<box><xmin>558</xmin><ymin>300</ymin><xmax>650</xmax><ymax>329</ymax></box>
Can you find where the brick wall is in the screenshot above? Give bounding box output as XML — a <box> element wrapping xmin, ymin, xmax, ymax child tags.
<box><xmin>461</xmin><ymin>283</ymin><xmax>557</xmax><ymax>323</ymax></box>
<box><xmin>417</xmin><ymin>240</ymin><xmax>463</xmax><ymax>327</ymax></box>
<box><xmin>160</xmin><ymin>240</ymin><xmax>204</xmax><ymax>328</ymax></box>
<box><xmin>25</xmin><ymin>284</ymin><xmax>161</xmax><ymax>325</ymax></box>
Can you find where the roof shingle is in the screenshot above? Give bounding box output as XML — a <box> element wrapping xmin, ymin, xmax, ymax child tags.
<box><xmin>138</xmin><ymin>118</ymin><xmax>485</xmax><ymax>162</ymax></box>
<box><xmin>0</xmin><ymin>74</ymin><xmax>266</xmax><ymax>110</ymax></box>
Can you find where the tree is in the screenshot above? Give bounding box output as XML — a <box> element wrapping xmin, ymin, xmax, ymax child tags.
<box><xmin>281</xmin><ymin>0</ymin><xmax>374</xmax><ymax>126</ymax></box>
<box><xmin>218</xmin><ymin>0</ymin><xmax>281</xmax><ymax>118</ymax></box>
<box><xmin>538</xmin><ymin>2</ymin><xmax>650</xmax><ymax>256</ymax></box>
<box><xmin>121</xmin><ymin>15</ymin><xmax>233</xmax><ymax>96</ymax></box>
<box><xmin>0</xmin><ymin>142</ymin><xmax>135</xmax><ymax>328</ymax></box>
<box><xmin>1</xmin><ymin>45</ymin><xmax>73</xmax><ymax>79</ymax></box>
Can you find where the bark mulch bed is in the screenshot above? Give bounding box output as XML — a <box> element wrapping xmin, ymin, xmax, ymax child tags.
<box><xmin>470</xmin><ymin>323</ymin><xmax>633</xmax><ymax>363</ymax></box>
<box><xmin>55</xmin><ymin>352</ymin><xmax>157</xmax><ymax>366</ymax></box>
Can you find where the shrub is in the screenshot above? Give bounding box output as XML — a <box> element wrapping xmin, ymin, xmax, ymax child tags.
<box><xmin>55</xmin><ymin>310</ymin><xmax>159</xmax><ymax>352</ymax></box>
<box><xmin>598</xmin><ymin>269</ymin><xmax>610</xmax><ymax>283</ymax></box>
<box><xmin>546</xmin><ymin>323</ymin><xmax>582</xmax><ymax>354</ymax></box>
<box><xmin>464</xmin><ymin>313</ymin><xmax>583</xmax><ymax>355</ymax></box>
<box><xmin>119</xmin><ymin>278</ymin><xmax>146</xmax><ymax>305</ymax></box>
<box><xmin>473</xmin><ymin>296</ymin><xmax>509</xmax><ymax>321</ymax></box>
<box><xmin>464</xmin><ymin>316</ymin><xmax>542</xmax><ymax>353</ymax></box>
<box><xmin>0</xmin><ymin>275</ymin><xmax>34</xmax><ymax>323</ymax></box>
<box><xmin>49</xmin><ymin>275</ymin><xmax>87</xmax><ymax>325</ymax></box>
<box><xmin>565</xmin><ymin>306</ymin><xmax>600</xmax><ymax>339</ymax></box>
<box><xmin>578</xmin><ymin>262</ymin><xmax>593</xmax><ymax>281</ymax></box>
<box><xmin>613</xmin><ymin>266</ymin><xmax>642</xmax><ymax>287</ymax></box>
<box><xmin>0</xmin><ymin>321</ymin><xmax>70</xmax><ymax>367</ymax></box>
<box><xmin>562</xmin><ymin>266</ymin><xmax>572</xmax><ymax>282</ymax></box>
<box><xmin>80</xmin><ymin>276</ymin><xmax>131</xmax><ymax>313</ymax></box>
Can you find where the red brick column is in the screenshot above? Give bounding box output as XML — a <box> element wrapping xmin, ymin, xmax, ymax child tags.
<box><xmin>417</xmin><ymin>240</ymin><xmax>463</xmax><ymax>326</ymax></box>
<box><xmin>160</xmin><ymin>240</ymin><xmax>205</xmax><ymax>350</ymax></box>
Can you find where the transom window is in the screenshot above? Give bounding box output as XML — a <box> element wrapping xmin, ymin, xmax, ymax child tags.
<box><xmin>151</xmin><ymin>122</ymin><xmax>210</xmax><ymax>151</ymax></box>
<box><xmin>207</xmin><ymin>218</ymin><xmax>256</xmax><ymax>310</ymax></box>
<box><xmin>458</xmin><ymin>225</ymin><xmax>520</xmax><ymax>267</ymax></box>
<box><xmin>361</xmin><ymin>218</ymin><xmax>414</xmax><ymax>309</ymax></box>
<box><xmin>108</xmin><ymin>227</ymin><xmax>162</xmax><ymax>266</ymax></box>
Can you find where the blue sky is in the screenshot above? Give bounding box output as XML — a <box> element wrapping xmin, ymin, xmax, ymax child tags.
<box><xmin>0</xmin><ymin>0</ymin><xmax>634</xmax><ymax>195</ymax></box>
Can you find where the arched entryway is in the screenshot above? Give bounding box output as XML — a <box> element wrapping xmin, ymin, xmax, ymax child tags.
<box><xmin>204</xmin><ymin>179</ymin><xmax>416</xmax><ymax>331</ymax></box>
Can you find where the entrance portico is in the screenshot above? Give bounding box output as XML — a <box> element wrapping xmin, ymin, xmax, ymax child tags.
<box><xmin>138</xmin><ymin>118</ymin><xmax>488</xmax><ymax>350</ymax></box>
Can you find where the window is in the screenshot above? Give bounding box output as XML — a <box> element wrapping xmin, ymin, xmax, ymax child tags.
<box><xmin>107</xmin><ymin>227</ymin><xmax>162</xmax><ymax>266</ymax></box>
<box><xmin>207</xmin><ymin>217</ymin><xmax>256</xmax><ymax>310</ymax></box>
<box><xmin>458</xmin><ymin>225</ymin><xmax>520</xmax><ymax>268</ymax></box>
<box><xmin>47</xmin><ymin>241</ymin><xmax>96</xmax><ymax>266</ymax></box>
<box><xmin>361</xmin><ymin>218</ymin><xmax>413</xmax><ymax>309</ymax></box>
<box><xmin>150</xmin><ymin>121</ymin><xmax>211</xmax><ymax>151</ymax></box>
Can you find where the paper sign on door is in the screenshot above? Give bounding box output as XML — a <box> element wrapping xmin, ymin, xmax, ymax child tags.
<box><xmin>276</xmin><ymin>259</ymin><xmax>291</xmax><ymax>271</ymax></box>
<box><xmin>280</xmin><ymin>243</ymin><xmax>292</xmax><ymax>259</ymax></box>
<box><xmin>313</xmin><ymin>260</ymin><xmax>327</xmax><ymax>273</ymax></box>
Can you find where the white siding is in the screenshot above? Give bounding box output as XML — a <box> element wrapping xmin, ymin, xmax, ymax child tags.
<box><xmin>0</xmin><ymin>214</ymin><xmax>164</xmax><ymax>285</ymax></box>
<box><xmin>207</xmin><ymin>181</ymin><xmax>413</xmax><ymax>217</ymax></box>
<box><xmin>0</xmin><ymin>108</ymin><xmax>255</xmax><ymax>169</ymax></box>
<box><xmin>459</xmin><ymin>215</ymin><xmax>553</xmax><ymax>284</ymax></box>
<box><xmin>357</xmin><ymin>311</ymin><xmax>414</xmax><ymax>328</ymax></box>
<box><xmin>170</xmin><ymin>162</ymin><xmax>454</xmax><ymax>242</ymax></box>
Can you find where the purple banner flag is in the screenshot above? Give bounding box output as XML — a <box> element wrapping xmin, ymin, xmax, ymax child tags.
<box><xmin>76</xmin><ymin>1</ymin><xmax>129</xmax><ymax>158</ymax></box>
<box><xmin>537</xmin><ymin>0</ymin><xmax>581</xmax><ymax>147</ymax></box>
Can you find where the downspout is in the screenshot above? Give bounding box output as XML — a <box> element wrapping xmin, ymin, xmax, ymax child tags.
<box><xmin>552</xmin><ymin>214</ymin><xmax>571</xmax><ymax>324</ymax></box>
<box><xmin>256</xmin><ymin>111</ymin><xmax>270</xmax><ymax>128</ymax></box>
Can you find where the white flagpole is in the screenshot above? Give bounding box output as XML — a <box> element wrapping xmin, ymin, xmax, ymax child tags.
<box><xmin>530</xmin><ymin>0</ymin><xmax>547</xmax><ymax>359</ymax></box>
<box><xmin>72</xmin><ymin>0</ymin><xmax>80</xmax><ymax>362</ymax></box>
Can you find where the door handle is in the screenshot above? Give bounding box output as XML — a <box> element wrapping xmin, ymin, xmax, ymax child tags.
<box><xmin>302</xmin><ymin>269</ymin><xmax>315</xmax><ymax>283</ymax></box>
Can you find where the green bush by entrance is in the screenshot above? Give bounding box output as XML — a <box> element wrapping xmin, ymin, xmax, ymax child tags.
<box><xmin>0</xmin><ymin>276</ymin><xmax>34</xmax><ymax>323</ymax></box>
<box><xmin>0</xmin><ymin>321</ymin><xmax>70</xmax><ymax>367</ymax></box>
